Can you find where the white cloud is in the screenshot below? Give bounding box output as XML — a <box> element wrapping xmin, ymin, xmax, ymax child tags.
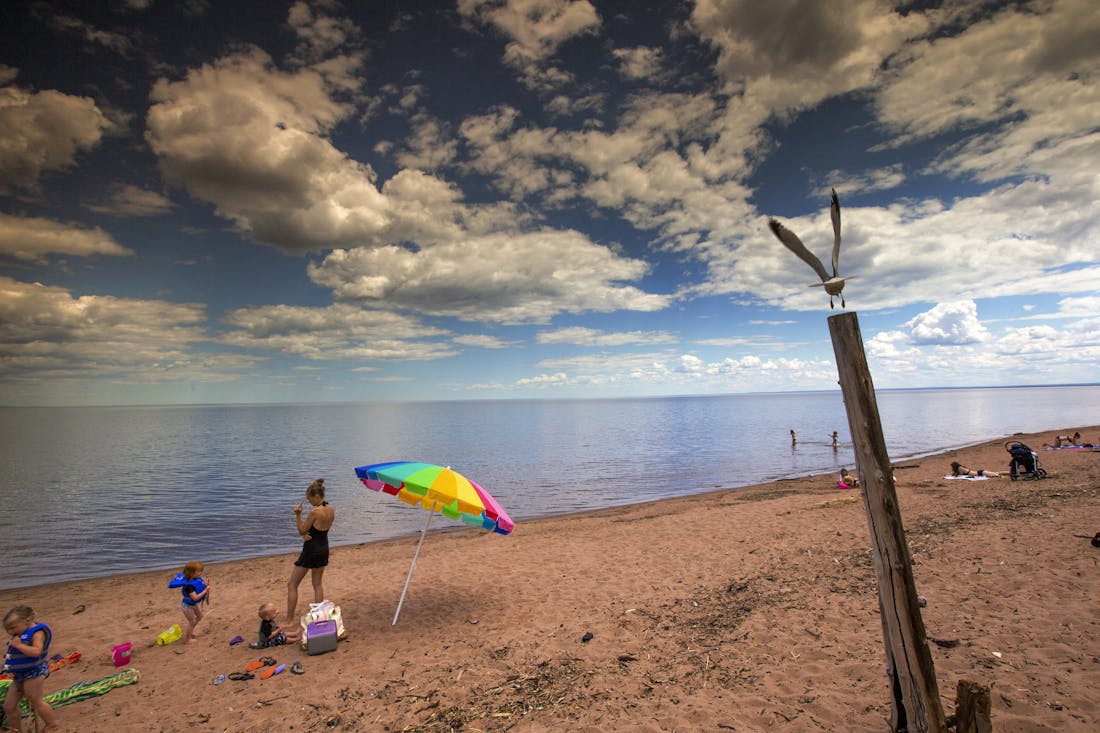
<box><xmin>866</xmin><ymin>310</ymin><xmax>1100</xmax><ymax>388</ymax></box>
<box><xmin>84</xmin><ymin>184</ymin><xmax>174</xmax><ymax>217</ymax></box>
<box><xmin>1051</xmin><ymin>295</ymin><xmax>1100</xmax><ymax>318</ymax></box>
<box><xmin>905</xmin><ymin>301</ymin><xmax>989</xmax><ymax>345</ymax></box>
<box><xmin>691</xmin><ymin>0</ymin><xmax>928</xmax><ymax>111</ymax></box>
<box><xmin>459</xmin><ymin>0</ymin><xmax>601</xmax><ymax>88</ymax></box>
<box><xmin>287</xmin><ymin>1</ymin><xmax>361</xmax><ymax>63</ymax></box>
<box><xmin>0</xmin><ymin>277</ymin><xmax>253</xmax><ymax>385</ymax></box>
<box><xmin>527</xmin><ymin>349</ymin><xmax>836</xmax><ymax>391</ymax></box>
<box><xmin>146</xmin><ymin>48</ymin><xmax>392</xmax><ymax>254</ymax></box>
<box><xmin>452</xmin><ymin>334</ymin><xmax>516</xmax><ymax>349</ymax></box>
<box><xmin>42</xmin><ymin>10</ymin><xmax>137</xmax><ymax>56</ymax></box>
<box><xmin>515</xmin><ymin>371</ymin><xmax>569</xmax><ymax>386</ymax></box>
<box><xmin>537</xmin><ymin>326</ymin><xmax>677</xmax><ymax>346</ymax></box>
<box><xmin>220</xmin><ymin>303</ymin><xmax>457</xmax><ymax>361</ymax></box>
<box><xmin>0</xmin><ymin>85</ymin><xmax>110</xmax><ymax>193</ymax></box>
<box><xmin>700</xmin><ymin>178</ymin><xmax>1100</xmax><ymax>312</ymax></box>
<box><xmin>393</xmin><ymin>114</ymin><xmax>459</xmax><ymax>171</ymax></box>
<box><xmin>309</xmin><ymin>229</ymin><xmax>670</xmax><ymax>324</ymax></box>
<box><xmin>613</xmin><ymin>46</ymin><xmax>664</xmax><ymax>81</ymax></box>
<box><xmin>823</xmin><ymin>164</ymin><xmax>906</xmax><ymax>197</ymax></box>
<box><xmin>0</xmin><ymin>213</ymin><xmax>133</xmax><ymax>260</ymax></box>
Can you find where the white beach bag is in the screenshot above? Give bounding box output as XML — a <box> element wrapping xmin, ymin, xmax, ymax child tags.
<box><xmin>299</xmin><ymin>600</ymin><xmax>348</xmax><ymax>648</ymax></box>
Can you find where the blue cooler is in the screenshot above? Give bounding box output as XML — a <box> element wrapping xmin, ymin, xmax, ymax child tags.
<box><xmin>306</xmin><ymin>619</ymin><xmax>338</xmax><ymax>655</ymax></box>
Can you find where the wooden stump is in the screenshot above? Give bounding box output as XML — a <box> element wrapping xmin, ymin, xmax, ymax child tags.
<box><xmin>955</xmin><ymin>679</ymin><xmax>992</xmax><ymax>733</ymax></box>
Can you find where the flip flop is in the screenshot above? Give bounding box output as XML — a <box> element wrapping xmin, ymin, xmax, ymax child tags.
<box><xmin>260</xmin><ymin>656</ymin><xmax>277</xmax><ymax>667</ymax></box>
<box><xmin>211</xmin><ymin>673</ymin><xmax>227</xmax><ymax>685</ymax></box>
<box><xmin>244</xmin><ymin>660</ymin><xmax>266</xmax><ymax>672</ymax></box>
<box><xmin>261</xmin><ymin>663</ymin><xmax>286</xmax><ymax>680</ymax></box>
<box><xmin>290</xmin><ymin>660</ymin><xmax>304</xmax><ymax>675</ymax></box>
<box><xmin>229</xmin><ymin>635</ymin><xmax>245</xmax><ymax>646</ymax></box>
<box><xmin>228</xmin><ymin>672</ymin><xmax>254</xmax><ymax>681</ymax></box>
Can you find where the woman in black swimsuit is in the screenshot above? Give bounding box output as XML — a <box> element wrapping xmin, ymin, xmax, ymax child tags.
<box><xmin>286</xmin><ymin>478</ymin><xmax>335</xmax><ymax>623</ymax></box>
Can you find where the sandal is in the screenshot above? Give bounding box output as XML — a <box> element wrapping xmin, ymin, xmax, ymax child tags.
<box><xmin>290</xmin><ymin>660</ymin><xmax>304</xmax><ymax>675</ymax></box>
<box><xmin>228</xmin><ymin>672</ymin><xmax>255</xmax><ymax>681</ymax></box>
<box><xmin>229</xmin><ymin>635</ymin><xmax>245</xmax><ymax>646</ymax></box>
<box><xmin>260</xmin><ymin>656</ymin><xmax>277</xmax><ymax>667</ymax></box>
<box><xmin>211</xmin><ymin>673</ymin><xmax>227</xmax><ymax>685</ymax></box>
<box><xmin>261</xmin><ymin>663</ymin><xmax>286</xmax><ymax>680</ymax></box>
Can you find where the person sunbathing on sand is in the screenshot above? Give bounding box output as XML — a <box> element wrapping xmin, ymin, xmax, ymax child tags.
<box><xmin>950</xmin><ymin>462</ymin><xmax>1000</xmax><ymax>478</ymax></box>
<box><xmin>1047</xmin><ymin>432</ymin><xmax>1081</xmax><ymax>447</ymax></box>
<box><xmin>1051</xmin><ymin>429</ymin><xmax>1078</xmax><ymax>444</ymax></box>
<box><xmin>838</xmin><ymin>467</ymin><xmax>859</xmax><ymax>489</ymax></box>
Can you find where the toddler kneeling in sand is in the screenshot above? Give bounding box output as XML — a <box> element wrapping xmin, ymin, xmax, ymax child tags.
<box><xmin>250</xmin><ymin>602</ymin><xmax>302</xmax><ymax>648</ymax></box>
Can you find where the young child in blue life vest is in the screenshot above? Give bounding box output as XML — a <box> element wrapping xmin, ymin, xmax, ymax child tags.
<box><xmin>3</xmin><ymin>605</ymin><xmax>60</xmax><ymax>732</ymax></box>
<box><xmin>170</xmin><ymin>561</ymin><xmax>210</xmax><ymax>644</ymax></box>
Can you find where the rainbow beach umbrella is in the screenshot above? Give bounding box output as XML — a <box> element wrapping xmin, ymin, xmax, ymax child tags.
<box><xmin>355</xmin><ymin>461</ymin><xmax>514</xmax><ymax>624</ymax></box>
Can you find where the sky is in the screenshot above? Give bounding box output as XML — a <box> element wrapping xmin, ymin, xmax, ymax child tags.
<box><xmin>1</xmin><ymin>0</ymin><xmax>1099</xmax><ymax>407</ymax></box>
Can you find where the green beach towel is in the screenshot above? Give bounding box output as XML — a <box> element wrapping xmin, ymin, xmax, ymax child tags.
<box><xmin>0</xmin><ymin>668</ymin><xmax>139</xmax><ymax>724</ymax></box>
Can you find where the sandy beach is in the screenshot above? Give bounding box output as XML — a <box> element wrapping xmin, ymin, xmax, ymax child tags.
<box><xmin>3</xmin><ymin>426</ymin><xmax>1099</xmax><ymax>732</ymax></box>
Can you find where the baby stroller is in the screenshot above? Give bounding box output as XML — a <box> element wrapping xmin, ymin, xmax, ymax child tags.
<box><xmin>1005</xmin><ymin>441</ymin><xmax>1046</xmax><ymax>480</ymax></box>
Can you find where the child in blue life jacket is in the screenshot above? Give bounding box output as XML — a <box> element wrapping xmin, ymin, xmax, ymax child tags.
<box><xmin>3</xmin><ymin>605</ymin><xmax>60</xmax><ymax>732</ymax></box>
<box><xmin>170</xmin><ymin>561</ymin><xmax>210</xmax><ymax>644</ymax></box>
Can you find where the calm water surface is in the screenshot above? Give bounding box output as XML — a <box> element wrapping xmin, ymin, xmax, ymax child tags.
<box><xmin>1</xmin><ymin>385</ymin><xmax>1097</xmax><ymax>589</ymax></box>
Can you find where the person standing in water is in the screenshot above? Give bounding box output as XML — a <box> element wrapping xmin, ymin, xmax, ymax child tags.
<box><xmin>286</xmin><ymin>478</ymin><xmax>335</xmax><ymax>623</ymax></box>
<box><xmin>790</xmin><ymin>429</ymin><xmax>797</xmax><ymax>446</ymax></box>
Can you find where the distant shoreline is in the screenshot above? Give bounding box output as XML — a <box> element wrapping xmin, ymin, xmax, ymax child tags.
<box><xmin>2</xmin><ymin>381</ymin><xmax>1099</xmax><ymax>410</ymax></box>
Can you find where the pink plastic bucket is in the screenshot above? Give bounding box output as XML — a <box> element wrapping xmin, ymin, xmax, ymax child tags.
<box><xmin>111</xmin><ymin>642</ymin><xmax>132</xmax><ymax>666</ymax></box>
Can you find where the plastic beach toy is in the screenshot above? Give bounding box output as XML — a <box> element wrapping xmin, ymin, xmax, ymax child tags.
<box><xmin>110</xmin><ymin>642</ymin><xmax>132</xmax><ymax>667</ymax></box>
<box><xmin>156</xmin><ymin>624</ymin><xmax>183</xmax><ymax>646</ymax></box>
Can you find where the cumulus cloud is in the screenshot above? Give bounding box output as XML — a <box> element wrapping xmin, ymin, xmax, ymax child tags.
<box><xmin>905</xmin><ymin>301</ymin><xmax>989</xmax><ymax>345</ymax></box>
<box><xmin>459</xmin><ymin>0</ymin><xmax>601</xmax><ymax>87</ymax></box>
<box><xmin>145</xmin><ymin>48</ymin><xmax>392</xmax><ymax>254</ymax></box>
<box><xmin>84</xmin><ymin>184</ymin><xmax>175</xmax><ymax>217</ymax></box>
<box><xmin>691</xmin><ymin>0</ymin><xmax>928</xmax><ymax>112</ymax></box>
<box><xmin>220</xmin><ymin>303</ymin><xmax>458</xmax><ymax>361</ymax></box>
<box><xmin>866</xmin><ymin>307</ymin><xmax>1100</xmax><ymax>387</ymax></box>
<box><xmin>699</xmin><ymin>177</ymin><xmax>1100</xmax><ymax>312</ymax></box>
<box><xmin>308</xmin><ymin>229</ymin><xmax>671</xmax><ymax>324</ymax></box>
<box><xmin>613</xmin><ymin>46</ymin><xmax>664</xmax><ymax>81</ymax></box>
<box><xmin>519</xmin><ymin>348</ymin><xmax>837</xmax><ymax>391</ymax></box>
<box><xmin>0</xmin><ymin>276</ymin><xmax>251</xmax><ymax>384</ymax></box>
<box><xmin>875</xmin><ymin>0</ymin><xmax>1100</xmax><ymax>184</ymax></box>
<box><xmin>287</xmin><ymin>0</ymin><xmax>362</xmax><ymax>63</ymax></box>
<box><xmin>0</xmin><ymin>213</ymin><xmax>133</xmax><ymax>261</ymax></box>
<box><xmin>0</xmin><ymin>85</ymin><xmax>110</xmax><ymax>193</ymax></box>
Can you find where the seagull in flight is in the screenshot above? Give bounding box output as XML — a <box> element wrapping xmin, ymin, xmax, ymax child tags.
<box><xmin>768</xmin><ymin>189</ymin><xmax>854</xmax><ymax>309</ymax></box>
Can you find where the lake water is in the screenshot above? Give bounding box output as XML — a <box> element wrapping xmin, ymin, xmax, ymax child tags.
<box><xmin>2</xmin><ymin>385</ymin><xmax>1098</xmax><ymax>589</ymax></box>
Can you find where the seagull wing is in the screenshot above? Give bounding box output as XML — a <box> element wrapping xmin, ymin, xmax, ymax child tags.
<box><xmin>768</xmin><ymin>219</ymin><xmax>830</xmax><ymax>282</ymax></box>
<box><xmin>830</xmin><ymin>188</ymin><xmax>841</xmax><ymax>278</ymax></box>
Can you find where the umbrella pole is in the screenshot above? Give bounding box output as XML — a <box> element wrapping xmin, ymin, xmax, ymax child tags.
<box><xmin>393</xmin><ymin>509</ymin><xmax>434</xmax><ymax>625</ymax></box>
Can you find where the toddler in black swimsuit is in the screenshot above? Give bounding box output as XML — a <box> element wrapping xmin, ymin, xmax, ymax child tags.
<box><xmin>250</xmin><ymin>602</ymin><xmax>301</xmax><ymax>648</ymax></box>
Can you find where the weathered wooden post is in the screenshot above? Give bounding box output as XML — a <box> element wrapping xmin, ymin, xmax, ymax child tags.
<box><xmin>829</xmin><ymin>311</ymin><xmax>947</xmax><ymax>733</ymax></box>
